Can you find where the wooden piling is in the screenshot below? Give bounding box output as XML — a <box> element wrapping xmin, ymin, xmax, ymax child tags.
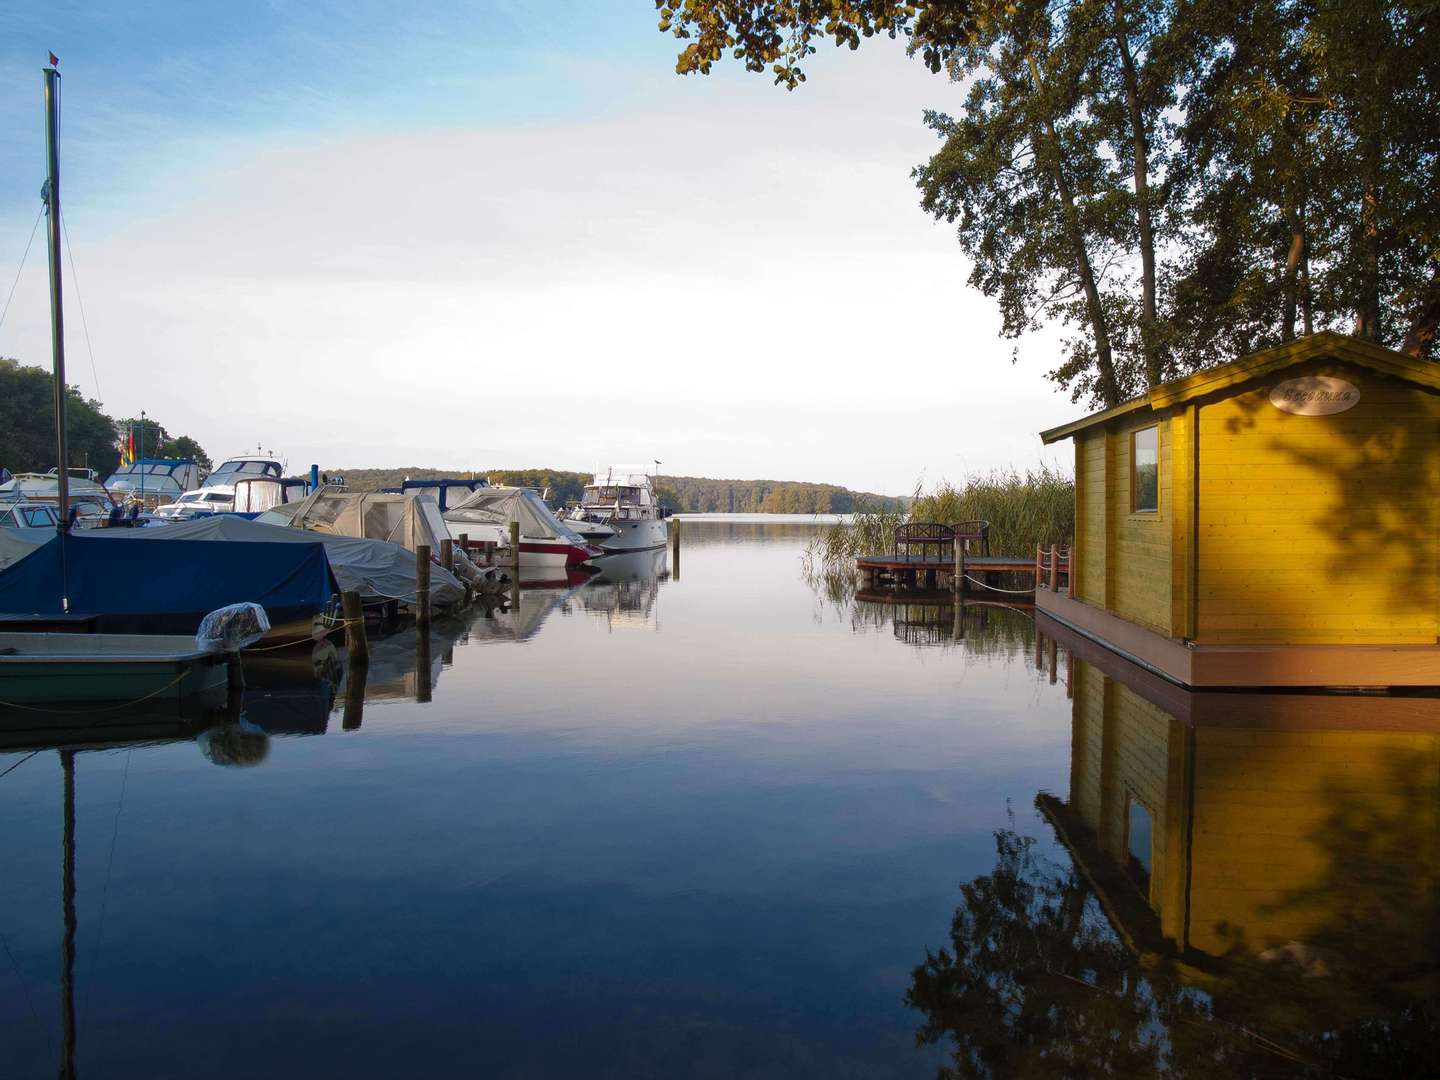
<box><xmin>341</xmin><ymin>590</ymin><xmax>368</xmax><ymax>666</ymax></box>
<box><xmin>1035</xmin><ymin>544</ymin><xmax>1044</xmax><ymax>591</ymax></box>
<box><xmin>416</xmin><ymin>545</ymin><xmax>432</xmax><ymax>627</ymax></box>
<box><xmin>509</xmin><ymin>521</ymin><xmax>521</xmax><ymax>570</ymax></box>
<box><xmin>670</xmin><ymin>517</ymin><xmax>681</xmax><ymax>580</ymax></box>
<box><xmin>953</xmin><ymin>537</ymin><xmax>965</xmax><ymax>594</ymax></box>
<box><xmin>1049</xmin><ymin>544</ymin><xmax>1059</xmax><ymax>592</ymax></box>
<box><xmin>441</xmin><ymin>538</ymin><xmax>454</xmax><ymax>573</ymax></box>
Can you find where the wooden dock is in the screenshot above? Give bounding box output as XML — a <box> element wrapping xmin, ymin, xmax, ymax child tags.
<box><xmin>856</xmin><ymin>554</ymin><xmax>1039</xmax><ymax>593</ymax></box>
<box><xmin>855</xmin><ymin>522</ymin><xmax>1070</xmax><ymax>597</ymax></box>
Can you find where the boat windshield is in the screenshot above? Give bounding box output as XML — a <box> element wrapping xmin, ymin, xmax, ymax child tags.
<box><xmin>583</xmin><ymin>486</ymin><xmax>645</xmax><ymax>505</ymax></box>
<box><xmin>204</xmin><ymin>460</ymin><xmax>280</xmax><ymax>486</ymax></box>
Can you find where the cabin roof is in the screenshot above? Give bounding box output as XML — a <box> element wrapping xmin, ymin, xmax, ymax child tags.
<box><xmin>1038</xmin><ymin>332</ymin><xmax>1440</xmax><ymax>444</ymax></box>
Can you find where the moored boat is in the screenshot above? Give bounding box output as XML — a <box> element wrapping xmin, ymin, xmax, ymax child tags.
<box><xmin>443</xmin><ymin>486</ymin><xmax>601</xmax><ymax>567</ymax></box>
<box><xmin>563</xmin><ymin>467</ymin><xmax>670</xmax><ymax>553</ymax></box>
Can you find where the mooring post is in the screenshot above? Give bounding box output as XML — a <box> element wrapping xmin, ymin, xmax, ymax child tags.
<box><xmin>953</xmin><ymin>537</ymin><xmax>965</xmax><ymax>594</ymax></box>
<box><xmin>670</xmin><ymin>517</ymin><xmax>681</xmax><ymax>579</ymax></box>
<box><xmin>341</xmin><ymin>590</ymin><xmax>368</xmax><ymax>666</ymax></box>
<box><xmin>441</xmin><ymin>538</ymin><xmax>454</xmax><ymax>574</ymax></box>
<box><xmin>509</xmin><ymin>521</ymin><xmax>521</xmax><ymax>571</ymax></box>
<box><xmin>1048</xmin><ymin>544</ymin><xmax>1059</xmax><ymax>592</ymax></box>
<box><xmin>458</xmin><ymin>533</ymin><xmax>469</xmax><ymax>558</ymax></box>
<box><xmin>1065</xmin><ymin>545</ymin><xmax>1074</xmax><ymax>597</ymax></box>
<box><xmin>1035</xmin><ymin>544</ymin><xmax>1044</xmax><ymax>591</ymax></box>
<box><xmin>416</xmin><ymin>545</ymin><xmax>432</xmax><ymax>627</ymax></box>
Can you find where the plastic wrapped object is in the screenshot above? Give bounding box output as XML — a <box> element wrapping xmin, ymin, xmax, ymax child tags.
<box><xmin>196</xmin><ymin>602</ymin><xmax>271</xmax><ymax>652</ymax></box>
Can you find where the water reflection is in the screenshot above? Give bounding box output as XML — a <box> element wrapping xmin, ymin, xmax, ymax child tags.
<box><xmin>571</xmin><ymin>548</ymin><xmax>669</xmax><ymax>631</ymax></box>
<box><xmin>909</xmin><ymin>614</ymin><xmax>1440</xmax><ymax>1077</ymax></box>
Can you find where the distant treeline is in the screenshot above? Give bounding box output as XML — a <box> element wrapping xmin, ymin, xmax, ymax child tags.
<box><xmin>328</xmin><ymin>466</ymin><xmax>906</xmax><ymax>513</ymax></box>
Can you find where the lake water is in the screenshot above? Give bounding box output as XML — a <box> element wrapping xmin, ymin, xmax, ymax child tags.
<box><xmin>2</xmin><ymin>517</ymin><xmax>1435</xmax><ymax>1077</ymax></box>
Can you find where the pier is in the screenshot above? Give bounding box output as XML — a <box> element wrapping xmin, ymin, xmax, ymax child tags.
<box><xmin>855</xmin><ymin>521</ymin><xmax>1066</xmax><ymax>596</ymax></box>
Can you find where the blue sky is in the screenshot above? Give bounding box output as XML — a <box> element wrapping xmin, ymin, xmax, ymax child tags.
<box><xmin>0</xmin><ymin>2</ymin><xmax>1073</xmax><ymax>493</ymax></box>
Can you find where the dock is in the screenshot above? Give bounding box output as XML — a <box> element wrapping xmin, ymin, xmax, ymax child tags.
<box><xmin>855</xmin><ymin>521</ymin><xmax>1067</xmax><ymax>596</ymax></box>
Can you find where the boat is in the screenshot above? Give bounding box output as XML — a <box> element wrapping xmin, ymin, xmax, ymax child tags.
<box><xmin>103</xmin><ymin>457</ymin><xmax>203</xmax><ymax>503</ymax></box>
<box><xmin>442</xmin><ymin>486</ymin><xmax>602</xmax><ymax>568</ymax></box>
<box><xmin>152</xmin><ymin>450</ymin><xmax>289</xmax><ymax>520</ymax></box>
<box><xmin>562</xmin><ymin>467</ymin><xmax>671</xmax><ymax>553</ymax></box>
<box><xmin>0</xmin><ymin>631</ymin><xmax>230</xmax><ymax>703</ymax></box>
<box><xmin>380</xmin><ymin>477</ymin><xmax>489</xmax><ymax>511</ymax></box>
<box><xmin>0</xmin><ymin>60</ymin><xmax>301</xmax><ymax>700</ymax></box>
<box><xmin>0</xmin><ymin>468</ymin><xmax>115</xmax><ymax>523</ymax></box>
<box><xmin>0</xmin><ymin>501</ymin><xmax>60</xmax><ymax>530</ymax></box>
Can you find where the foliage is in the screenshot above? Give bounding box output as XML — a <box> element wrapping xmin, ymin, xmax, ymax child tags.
<box><xmin>329</xmin><ymin>465</ymin><xmax>906</xmax><ymax>512</ymax></box>
<box><xmin>657</xmin><ymin>1</ymin><xmax>1440</xmax><ymax>407</ymax></box>
<box><xmin>0</xmin><ymin>357</ymin><xmax>120</xmax><ymax>476</ymax></box>
<box><xmin>116</xmin><ymin>416</ymin><xmax>213</xmax><ymax>472</ymax></box>
<box><xmin>807</xmin><ymin>466</ymin><xmax>1074</xmax><ymax>570</ymax></box>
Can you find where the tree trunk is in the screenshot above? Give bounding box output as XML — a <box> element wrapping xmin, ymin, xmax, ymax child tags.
<box><xmin>1401</xmin><ymin>266</ymin><xmax>1440</xmax><ymax>358</ymax></box>
<box><xmin>1114</xmin><ymin>0</ymin><xmax>1160</xmax><ymax>386</ymax></box>
<box><xmin>1281</xmin><ymin>209</ymin><xmax>1305</xmax><ymax>341</ymax></box>
<box><xmin>1356</xmin><ymin>177</ymin><xmax>1381</xmax><ymax>341</ymax></box>
<box><xmin>1028</xmin><ymin>55</ymin><xmax>1122</xmax><ymax>407</ymax></box>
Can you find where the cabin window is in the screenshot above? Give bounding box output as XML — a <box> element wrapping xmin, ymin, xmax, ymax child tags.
<box><xmin>1131</xmin><ymin>426</ymin><xmax>1159</xmax><ymax>512</ymax></box>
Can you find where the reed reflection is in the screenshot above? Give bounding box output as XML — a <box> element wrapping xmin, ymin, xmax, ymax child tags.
<box><xmin>908</xmin><ymin>617</ymin><xmax>1440</xmax><ymax>1077</ymax></box>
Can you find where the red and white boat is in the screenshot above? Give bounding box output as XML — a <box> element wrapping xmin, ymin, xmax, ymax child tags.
<box><xmin>443</xmin><ymin>486</ymin><xmax>601</xmax><ymax>568</ymax></box>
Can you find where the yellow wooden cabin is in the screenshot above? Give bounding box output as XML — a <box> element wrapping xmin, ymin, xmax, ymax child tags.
<box><xmin>1036</xmin><ymin>331</ymin><xmax>1440</xmax><ymax>687</ymax></box>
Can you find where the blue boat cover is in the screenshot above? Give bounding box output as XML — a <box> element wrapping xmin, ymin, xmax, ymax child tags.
<box><xmin>0</xmin><ymin>532</ymin><xmax>337</xmax><ymax>634</ymax></box>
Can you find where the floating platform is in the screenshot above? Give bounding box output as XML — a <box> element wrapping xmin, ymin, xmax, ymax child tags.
<box><xmin>855</xmin><ymin>554</ymin><xmax>1039</xmax><ymax>594</ymax></box>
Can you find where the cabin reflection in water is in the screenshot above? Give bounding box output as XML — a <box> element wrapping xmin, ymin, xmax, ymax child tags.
<box><xmin>1042</xmin><ymin>613</ymin><xmax>1440</xmax><ymax>972</ymax></box>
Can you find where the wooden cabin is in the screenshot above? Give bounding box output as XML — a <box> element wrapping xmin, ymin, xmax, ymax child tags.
<box><xmin>1037</xmin><ymin>331</ymin><xmax>1440</xmax><ymax>687</ymax></box>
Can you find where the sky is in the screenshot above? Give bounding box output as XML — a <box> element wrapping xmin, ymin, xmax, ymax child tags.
<box><xmin>0</xmin><ymin>1</ymin><xmax>1078</xmax><ymax>496</ymax></box>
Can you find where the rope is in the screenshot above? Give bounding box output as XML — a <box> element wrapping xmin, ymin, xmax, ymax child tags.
<box><xmin>962</xmin><ymin>574</ymin><xmax>1041</xmax><ymax>595</ymax></box>
<box><xmin>0</xmin><ymin>206</ymin><xmax>44</xmax><ymax>335</ymax></box>
<box><xmin>61</xmin><ymin>217</ymin><xmax>101</xmax><ymax>401</ymax></box>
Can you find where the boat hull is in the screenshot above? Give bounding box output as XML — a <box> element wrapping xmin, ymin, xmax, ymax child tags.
<box><xmin>598</xmin><ymin>519</ymin><xmax>669</xmax><ymax>553</ymax></box>
<box><xmin>0</xmin><ymin>633</ymin><xmax>230</xmax><ymax>704</ymax></box>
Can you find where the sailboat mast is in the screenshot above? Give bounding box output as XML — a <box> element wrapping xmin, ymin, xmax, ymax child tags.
<box><xmin>43</xmin><ymin>62</ymin><xmax>70</xmax><ymax>525</ymax></box>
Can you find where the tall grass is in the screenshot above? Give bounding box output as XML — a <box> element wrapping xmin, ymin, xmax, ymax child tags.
<box><xmin>805</xmin><ymin>466</ymin><xmax>1074</xmax><ymax>571</ymax></box>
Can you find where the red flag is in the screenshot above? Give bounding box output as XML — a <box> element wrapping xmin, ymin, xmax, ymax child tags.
<box><xmin>48</xmin><ymin>52</ymin><xmax>59</xmax><ymax>67</ymax></box>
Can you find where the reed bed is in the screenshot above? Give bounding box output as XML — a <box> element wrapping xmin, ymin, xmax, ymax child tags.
<box><xmin>805</xmin><ymin>466</ymin><xmax>1075</xmax><ymax>573</ymax></box>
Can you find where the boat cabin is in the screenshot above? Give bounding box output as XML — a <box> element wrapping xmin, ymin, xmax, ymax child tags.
<box><xmin>104</xmin><ymin>458</ymin><xmax>202</xmax><ymax>500</ymax></box>
<box><xmin>202</xmin><ymin>457</ymin><xmax>284</xmax><ymax>487</ymax></box>
<box><xmin>1037</xmin><ymin>332</ymin><xmax>1440</xmax><ymax>687</ymax></box>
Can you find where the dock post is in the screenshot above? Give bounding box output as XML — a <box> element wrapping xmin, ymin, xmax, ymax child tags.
<box><xmin>1049</xmin><ymin>544</ymin><xmax>1059</xmax><ymax>592</ymax></box>
<box><xmin>341</xmin><ymin>590</ymin><xmax>369</xmax><ymax>667</ymax></box>
<box><xmin>1065</xmin><ymin>545</ymin><xmax>1074</xmax><ymax>597</ymax></box>
<box><xmin>342</xmin><ymin>662</ymin><xmax>367</xmax><ymax>731</ymax></box>
<box><xmin>670</xmin><ymin>517</ymin><xmax>681</xmax><ymax>580</ymax></box>
<box><xmin>416</xmin><ymin>546</ymin><xmax>432</xmax><ymax>627</ymax></box>
<box><xmin>509</xmin><ymin>521</ymin><xmax>521</xmax><ymax>571</ymax></box>
<box><xmin>953</xmin><ymin>538</ymin><xmax>965</xmax><ymax>594</ymax></box>
<box><xmin>458</xmin><ymin>533</ymin><xmax>469</xmax><ymax>558</ymax></box>
<box><xmin>1035</xmin><ymin>544</ymin><xmax>1044</xmax><ymax>591</ymax></box>
<box><xmin>441</xmin><ymin>538</ymin><xmax>454</xmax><ymax>574</ymax></box>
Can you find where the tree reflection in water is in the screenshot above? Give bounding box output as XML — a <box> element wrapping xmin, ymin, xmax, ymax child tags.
<box><xmin>907</xmin><ymin>814</ymin><xmax>1440</xmax><ymax>1078</ymax></box>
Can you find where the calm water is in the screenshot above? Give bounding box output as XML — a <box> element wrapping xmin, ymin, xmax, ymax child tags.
<box><xmin>2</xmin><ymin>519</ymin><xmax>1436</xmax><ymax>1077</ymax></box>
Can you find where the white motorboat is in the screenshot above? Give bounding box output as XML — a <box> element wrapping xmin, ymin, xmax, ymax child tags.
<box><xmin>153</xmin><ymin>451</ymin><xmax>290</xmax><ymax>520</ymax></box>
<box><xmin>562</xmin><ymin>467</ymin><xmax>671</xmax><ymax>553</ymax></box>
<box><xmin>104</xmin><ymin>458</ymin><xmax>203</xmax><ymax>502</ymax></box>
<box><xmin>443</xmin><ymin>486</ymin><xmax>602</xmax><ymax>568</ymax></box>
<box><xmin>0</xmin><ymin>468</ymin><xmax>115</xmax><ymax>523</ymax></box>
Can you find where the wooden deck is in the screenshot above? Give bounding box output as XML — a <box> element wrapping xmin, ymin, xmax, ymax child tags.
<box><xmin>855</xmin><ymin>554</ymin><xmax>1038</xmax><ymax>575</ymax></box>
<box><xmin>855</xmin><ymin>553</ymin><xmax>1047</xmax><ymax>596</ymax></box>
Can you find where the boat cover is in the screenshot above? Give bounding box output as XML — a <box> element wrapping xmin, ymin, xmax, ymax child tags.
<box><xmin>0</xmin><ymin>531</ymin><xmax>337</xmax><ymax>634</ymax></box>
<box><xmin>96</xmin><ymin>515</ymin><xmax>464</xmax><ymax>609</ymax></box>
<box><xmin>444</xmin><ymin>487</ymin><xmax>588</xmax><ymax>543</ymax></box>
<box><xmin>259</xmin><ymin>490</ymin><xmax>451</xmax><ymax>552</ymax></box>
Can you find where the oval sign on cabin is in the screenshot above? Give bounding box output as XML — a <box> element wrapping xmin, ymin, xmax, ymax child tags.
<box><xmin>1269</xmin><ymin>376</ymin><xmax>1361</xmax><ymax>416</ymax></box>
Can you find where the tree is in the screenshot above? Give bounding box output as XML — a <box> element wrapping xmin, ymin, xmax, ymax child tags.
<box><xmin>0</xmin><ymin>358</ymin><xmax>119</xmax><ymax>476</ymax></box>
<box><xmin>116</xmin><ymin>416</ymin><xmax>213</xmax><ymax>472</ymax></box>
<box><xmin>656</xmin><ymin>0</ymin><xmax>1440</xmax><ymax>408</ymax></box>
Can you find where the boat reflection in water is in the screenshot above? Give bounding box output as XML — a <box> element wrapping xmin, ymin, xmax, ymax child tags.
<box><xmin>573</xmin><ymin>548</ymin><xmax>668</xmax><ymax>631</ymax></box>
<box><xmin>908</xmin><ymin>613</ymin><xmax>1440</xmax><ymax>1077</ymax></box>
